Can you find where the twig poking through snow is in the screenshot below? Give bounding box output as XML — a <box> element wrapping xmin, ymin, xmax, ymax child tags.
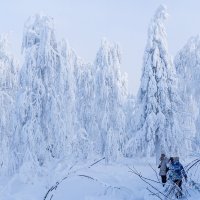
<box><xmin>149</xmin><ymin>163</ymin><xmax>161</xmax><ymax>184</ymax></box>
<box><xmin>129</xmin><ymin>166</ymin><xmax>170</xmax><ymax>199</ymax></box>
<box><xmin>147</xmin><ymin>187</ymin><xmax>162</xmax><ymax>200</ymax></box>
<box><xmin>44</xmin><ymin>157</ymin><xmax>105</xmax><ymax>200</ymax></box>
<box><xmin>89</xmin><ymin>157</ymin><xmax>105</xmax><ymax>168</ymax></box>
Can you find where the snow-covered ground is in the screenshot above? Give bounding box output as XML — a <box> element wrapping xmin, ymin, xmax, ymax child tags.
<box><xmin>0</xmin><ymin>158</ymin><xmax>199</xmax><ymax>200</ymax></box>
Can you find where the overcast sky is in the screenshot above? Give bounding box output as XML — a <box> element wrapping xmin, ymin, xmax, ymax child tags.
<box><xmin>0</xmin><ymin>0</ymin><xmax>200</xmax><ymax>94</ymax></box>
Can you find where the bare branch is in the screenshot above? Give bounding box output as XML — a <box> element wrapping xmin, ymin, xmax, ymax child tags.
<box><xmin>147</xmin><ymin>187</ymin><xmax>162</xmax><ymax>200</ymax></box>
<box><xmin>128</xmin><ymin>166</ymin><xmax>160</xmax><ymax>184</ymax></box>
<box><xmin>89</xmin><ymin>157</ymin><xmax>105</xmax><ymax>168</ymax></box>
<box><xmin>185</xmin><ymin>159</ymin><xmax>200</xmax><ymax>172</ymax></box>
<box><xmin>129</xmin><ymin>166</ymin><xmax>171</xmax><ymax>199</ymax></box>
<box><xmin>148</xmin><ymin>163</ymin><xmax>161</xmax><ymax>184</ymax></box>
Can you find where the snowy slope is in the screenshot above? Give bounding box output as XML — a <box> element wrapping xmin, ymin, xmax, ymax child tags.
<box><xmin>1</xmin><ymin>158</ymin><xmax>199</xmax><ymax>200</ymax></box>
<box><xmin>44</xmin><ymin>161</ymin><xmax>145</xmax><ymax>200</ymax></box>
<box><xmin>0</xmin><ymin>159</ymin><xmax>147</xmax><ymax>200</ymax></box>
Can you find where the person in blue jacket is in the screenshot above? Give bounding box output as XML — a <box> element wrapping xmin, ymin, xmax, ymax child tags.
<box><xmin>168</xmin><ymin>157</ymin><xmax>187</xmax><ymax>198</ymax></box>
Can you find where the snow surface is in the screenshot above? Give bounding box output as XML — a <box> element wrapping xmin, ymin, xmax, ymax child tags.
<box><xmin>0</xmin><ymin>158</ymin><xmax>199</xmax><ymax>200</ymax></box>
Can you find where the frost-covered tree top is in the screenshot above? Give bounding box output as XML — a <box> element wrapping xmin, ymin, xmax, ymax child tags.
<box><xmin>20</xmin><ymin>14</ymin><xmax>59</xmax><ymax>88</ymax></box>
<box><xmin>94</xmin><ymin>38</ymin><xmax>124</xmax><ymax>110</ymax></box>
<box><xmin>146</xmin><ymin>5</ymin><xmax>168</xmax><ymax>53</ymax></box>
<box><xmin>175</xmin><ymin>35</ymin><xmax>200</xmax><ymax>97</ymax></box>
<box><xmin>0</xmin><ymin>35</ymin><xmax>9</xmax><ymax>55</ymax></box>
<box><xmin>95</xmin><ymin>39</ymin><xmax>121</xmax><ymax>71</ymax></box>
<box><xmin>139</xmin><ymin>5</ymin><xmax>172</xmax><ymax>113</ymax></box>
<box><xmin>22</xmin><ymin>14</ymin><xmax>56</xmax><ymax>52</ymax></box>
<box><xmin>0</xmin><ymin>35</ymin><xmax>17</xmax><ymax>90</ymax></box>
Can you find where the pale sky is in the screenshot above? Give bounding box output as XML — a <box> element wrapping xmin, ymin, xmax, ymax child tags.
<box><xmin>0</xmin><ymin>0</ymin><xmax>200</xmax><ymax>94</ymax></box>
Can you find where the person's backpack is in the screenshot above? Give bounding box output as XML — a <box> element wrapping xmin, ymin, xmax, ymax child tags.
<box><xmin>171</xmin><ymin>162</ymin><xmax>183</xmax><ymax>180</ymax></box>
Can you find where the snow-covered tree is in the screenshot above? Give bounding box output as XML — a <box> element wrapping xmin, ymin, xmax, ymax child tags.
<box><xmin>12</xmin><ymin>14</ymin><xmax>71</xmax><ymax>172</ymax></box>
<box><xmin>0</xmin><ymin>35</ymin><xmax>18</xmax><ymax>175</ymax></box>
<box><xmin>73</xmin><ymin>59</ymin><xmax>94</xmax><ymax>159</ymax></box>
<box><xmin>124</xmin><ymin>94</ymin><xmax>136</xmax><ymax>157</ymax></box>
<box><xmin>58</xmin><ymin>40</ymin><xmax>78</xmax><ymax>158</ymax></box>
<box><xmin>93</xmin><ymin>39</ymin><xmax>127</xmax><ymax>162</ymax></box>
<box><xmin>129</xmin><ymin>5</ymin><xmax>185</xmax><ymax>160</ymax></box>
<box><xmin>175</xmin><ymin>36</ymin><xmax>200</xmax><ymax>152</ymax></box>
<box><xmin>9</xmin><ymin>14</ymin><xmax>130</xmax><ymax>171</ymax></box>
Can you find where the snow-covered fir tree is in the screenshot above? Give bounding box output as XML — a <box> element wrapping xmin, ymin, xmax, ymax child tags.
<box><xmin>175</xmin><ymin>36</ymin><xmax>200</xmax><ymax>152</ymax></box>
<box><xmin>0</xmin><ymin>35</ymin><xmax>18</xmax><ymax>175</ymax></box>
<box><xmin>129</xmin><ymin>5</ymin><xmax>186</xmax><ymax>160</ymax></box>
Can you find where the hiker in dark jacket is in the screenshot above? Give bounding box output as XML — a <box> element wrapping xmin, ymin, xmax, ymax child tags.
<box><xmin>158</xmin><ymin>153</ymin><xmax>169</xmax><ymax>186</ymax></box>
<box><xmin>168</xmin><ymin>157</ymin><xmax>187</xmax><ymax>198</ymax></box>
